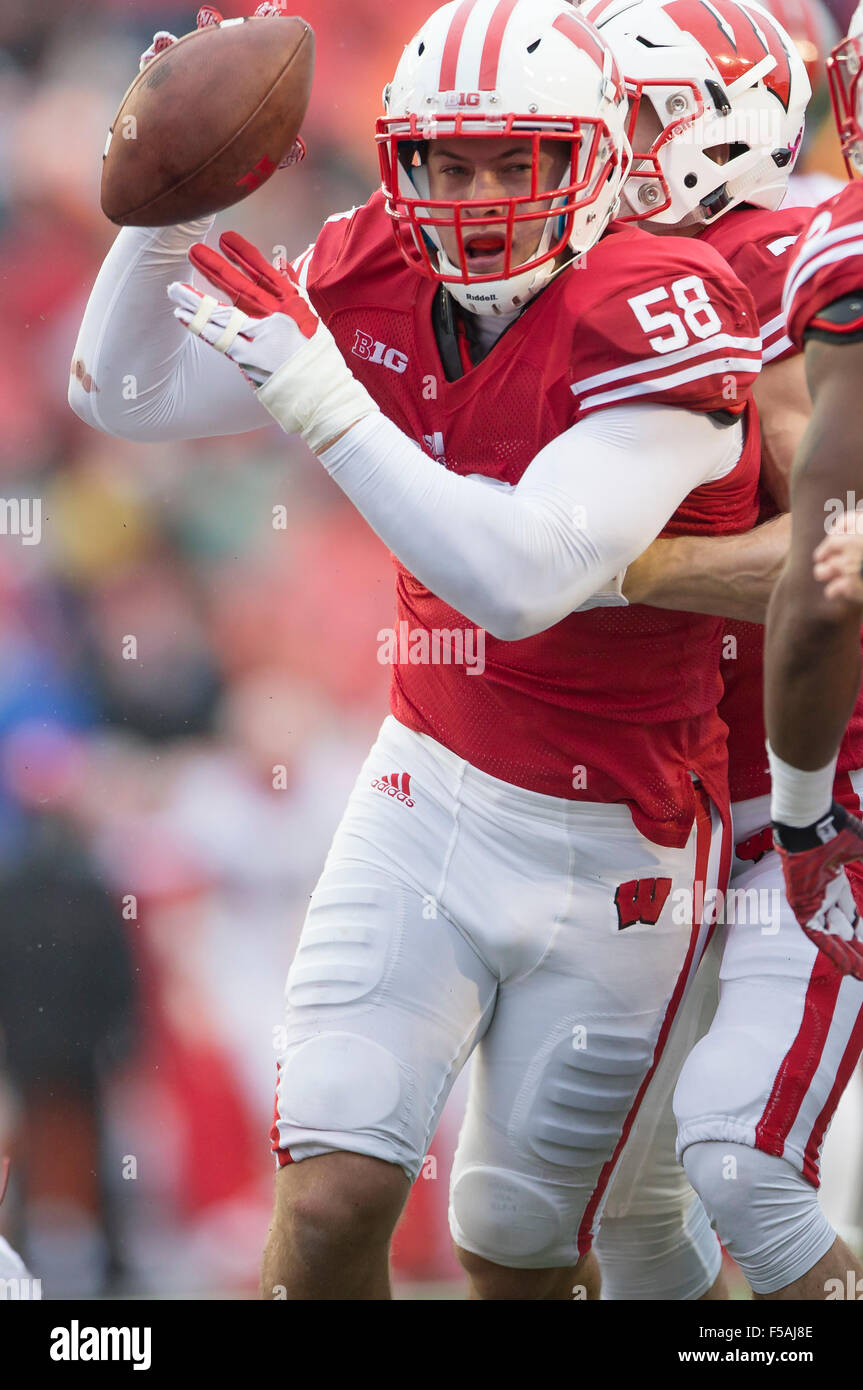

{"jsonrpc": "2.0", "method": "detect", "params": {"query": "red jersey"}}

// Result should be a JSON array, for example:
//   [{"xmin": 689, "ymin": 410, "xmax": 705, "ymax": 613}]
[
  {"xmin": 784, "ymin": 182, "xmax": 863, "ymax": 349},
  {"xmin": 697, "ymin": 198, "xmax": 863, "ymax": 806},
  {"xmin": 699, "ymin": 205, "xmax": 810, "ymax": 803},
  {"xmin": 301, "ymin": 192, "xmax": 761, "ymax": 847}
]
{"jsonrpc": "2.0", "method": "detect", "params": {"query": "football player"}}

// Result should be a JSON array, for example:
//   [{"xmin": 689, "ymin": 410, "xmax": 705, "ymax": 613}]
[
  {"xmin": 70, "ymin": 0, "xmax": 764, "ymax": 1299},
  {"xmin": 585, "ymin": 0, "xmax": 863, "ymax": 1301},
  {"xmin": 764, "ymin": 1, "xmax": 863, "ymax": 988}
]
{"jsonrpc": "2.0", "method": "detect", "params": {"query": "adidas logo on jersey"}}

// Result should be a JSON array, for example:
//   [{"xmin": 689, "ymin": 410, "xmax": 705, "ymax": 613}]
[{"xmin": 371, "ymin": 772, "xmax": 414, "ymax": 807}]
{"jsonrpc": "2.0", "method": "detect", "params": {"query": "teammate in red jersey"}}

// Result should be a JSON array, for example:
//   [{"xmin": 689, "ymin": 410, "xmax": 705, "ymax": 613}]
[
  {"xmin": 70, "ymin": 0, "xmax": 763, "ymax": 1299},
  {"xmin": 765, "ymin": 1, "xmax": 863, "ymax": 983},
  {"xmin": 584, "ymin": 0, "xmax": 863, "ymax": 1301}
]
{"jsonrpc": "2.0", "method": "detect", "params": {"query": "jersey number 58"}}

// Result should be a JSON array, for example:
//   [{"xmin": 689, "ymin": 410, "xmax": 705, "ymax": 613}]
[{"xmin": 627, "ymin": 276, "xmax": 721, "ymax": 354}]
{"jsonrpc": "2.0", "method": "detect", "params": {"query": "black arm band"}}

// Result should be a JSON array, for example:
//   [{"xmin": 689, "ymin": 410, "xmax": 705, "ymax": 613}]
[{"xmin": 803, "ymin": 292, "xmax": 863, "ymax": 345}]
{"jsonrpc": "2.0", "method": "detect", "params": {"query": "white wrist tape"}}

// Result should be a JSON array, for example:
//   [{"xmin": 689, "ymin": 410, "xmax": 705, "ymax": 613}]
[
  {"xmin": 256, "ymin": 325, "xmax": 378, "ymax": 452},
  {"xmin": 767, "ymin": 742, "xmax": 838, "ymax": 827}
]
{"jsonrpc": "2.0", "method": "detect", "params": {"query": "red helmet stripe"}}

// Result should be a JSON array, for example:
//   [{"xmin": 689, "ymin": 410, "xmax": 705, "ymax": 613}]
[
  {"xmin": 440, "ymin": 0, "xmax": 482, "ymax": 91},
  {"xmin": 479, "ymin": 0, "xmax": 522, "ymax": 89},
  {"xmin": 735, "ymin": 2, "xmax": 793, "ymax": 109},
  {"xmin": 553, "ymin": 11, "xmax": 623, "ymax": 96},
  {"xmin": 665, "ymin": 0, "xmax": 792, "ymax": 110}
]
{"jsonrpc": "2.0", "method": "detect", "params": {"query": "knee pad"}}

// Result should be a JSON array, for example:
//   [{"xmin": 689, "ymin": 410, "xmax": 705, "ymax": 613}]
[
  {"xmin": 279, "ymin": 1032, "xmax": 402, "ymax": 1131},
  {"xmin": 595, "ymin": 1197, "xmax": 721, "ymax": 1300},
  {"xmin": 449, "ymin": 1165, "xmax": 573, "ymax": 1268},
  {"xmin": 683, "ymin": 1142, "xmax": 836, "ymax": 1294}
]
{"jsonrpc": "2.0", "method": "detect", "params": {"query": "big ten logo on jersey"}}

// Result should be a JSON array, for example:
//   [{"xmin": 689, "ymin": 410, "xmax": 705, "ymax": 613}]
[
  {"xmin": 628, "ymin": 276, "xmax": 721, "ymax": 354},
  {"xmin": 352, "ymin": 330, "xmax": 409, "ymax": 374}
]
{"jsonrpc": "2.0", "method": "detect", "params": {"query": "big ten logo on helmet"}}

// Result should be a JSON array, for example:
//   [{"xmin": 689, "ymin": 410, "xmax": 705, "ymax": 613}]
[
  {"xmin": 442, "ymin": 91, "xmax": 482, "ymax": 107},
  {"xmin": 352, "ymin": 330, "xmax": 409, "ymax": 374}
]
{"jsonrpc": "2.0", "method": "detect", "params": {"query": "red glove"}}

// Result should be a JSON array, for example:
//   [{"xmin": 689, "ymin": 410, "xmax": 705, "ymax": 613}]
[
  {"xmin": 188, "ymin": 231, "xmax": 318, "ymax": 331},
  {"xmin": 774, "ymin": 802, "xmax": 863, "ymax": 980},
  {"xmin": 170, "ymin": 230, "xmax": 376, "ymax": 444}
]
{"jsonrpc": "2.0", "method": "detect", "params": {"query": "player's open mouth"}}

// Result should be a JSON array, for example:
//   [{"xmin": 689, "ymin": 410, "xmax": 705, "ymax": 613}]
[{"xmin": 464, "ymin": 234, "xmax": 507, "ymax": 272}]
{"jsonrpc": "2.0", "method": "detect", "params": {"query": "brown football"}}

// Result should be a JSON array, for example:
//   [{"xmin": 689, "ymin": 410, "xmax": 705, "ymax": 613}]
[{"xmin": 101, "ymin": 16, "xmax": 314, "ymax": 227}]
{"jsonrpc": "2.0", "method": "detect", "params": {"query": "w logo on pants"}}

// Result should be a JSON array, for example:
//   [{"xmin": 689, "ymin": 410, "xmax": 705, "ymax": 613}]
[{"xmin": 614, "ymin": 877, "xmax": 673, "ymax": 930}]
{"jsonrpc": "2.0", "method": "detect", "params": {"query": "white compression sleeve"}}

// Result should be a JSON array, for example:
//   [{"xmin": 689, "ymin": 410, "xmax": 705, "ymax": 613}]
[
  {"xmin": 68, "ymin": 221, "xmax": 270, "ymax": 441},
  {"xmin": 317, "ymin": 404, "xmax": 743, "ymax": 640}
]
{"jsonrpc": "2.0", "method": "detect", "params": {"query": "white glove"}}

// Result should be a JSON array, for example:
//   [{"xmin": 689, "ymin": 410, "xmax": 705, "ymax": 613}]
[{"xmin": 167, "ymin": 230, "xmax": 377, "ymax": 451}]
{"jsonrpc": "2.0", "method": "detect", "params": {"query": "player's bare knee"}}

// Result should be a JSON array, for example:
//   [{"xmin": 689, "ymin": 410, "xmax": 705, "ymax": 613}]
[
  {"xmin": 274, "ymin": 1151, "xmax": 408, "ymax": 1254},
  {"xmin": 456, "ymin": 1246, "xmax": 576, "ymax": 1300}
]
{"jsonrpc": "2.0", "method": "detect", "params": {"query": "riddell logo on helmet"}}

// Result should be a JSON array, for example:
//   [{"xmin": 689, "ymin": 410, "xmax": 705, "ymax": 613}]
[{"xmin": 465, "ymin": 291, "xmax": 498, "ymax": 301}]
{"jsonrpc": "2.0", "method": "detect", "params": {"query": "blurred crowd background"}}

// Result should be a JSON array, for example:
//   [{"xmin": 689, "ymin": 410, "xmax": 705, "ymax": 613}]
[{"xmin": 0, "ymin": 0, "xmax": 859, "ymax": 1299}]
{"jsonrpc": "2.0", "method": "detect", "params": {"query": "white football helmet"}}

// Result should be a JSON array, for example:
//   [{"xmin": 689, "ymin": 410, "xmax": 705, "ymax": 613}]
[
  {"xmin": 828, "ymin": 1, "xmax": 863, "ymax": 174},
  {"xmin": 581, "ymin": 0, "xmax": 811, "ymax": 226},
  {"xmin": 757, "ymin": 0, "xmax": 838, "ymax": 105},
  {"xmin": 377, "ymin": 0, "xmax": 631, "ymax": 316}
]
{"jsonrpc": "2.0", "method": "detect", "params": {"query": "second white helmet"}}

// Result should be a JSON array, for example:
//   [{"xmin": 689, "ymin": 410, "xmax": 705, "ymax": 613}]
[{"xmin": 582, "ymin": 0, "xmax": 811, "ymax": 226}]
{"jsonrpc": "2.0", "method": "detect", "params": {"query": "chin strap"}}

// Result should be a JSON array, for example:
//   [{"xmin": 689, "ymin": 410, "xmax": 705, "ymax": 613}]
[{"xmin": 442, "ymin": 245, "xmax": 578, "ymax": 318}]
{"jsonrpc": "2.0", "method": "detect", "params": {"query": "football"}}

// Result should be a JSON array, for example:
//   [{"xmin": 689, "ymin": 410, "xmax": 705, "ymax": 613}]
[{"xmin": 101, "ymin": 16, "xmax": 314, "ymax": 227}]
